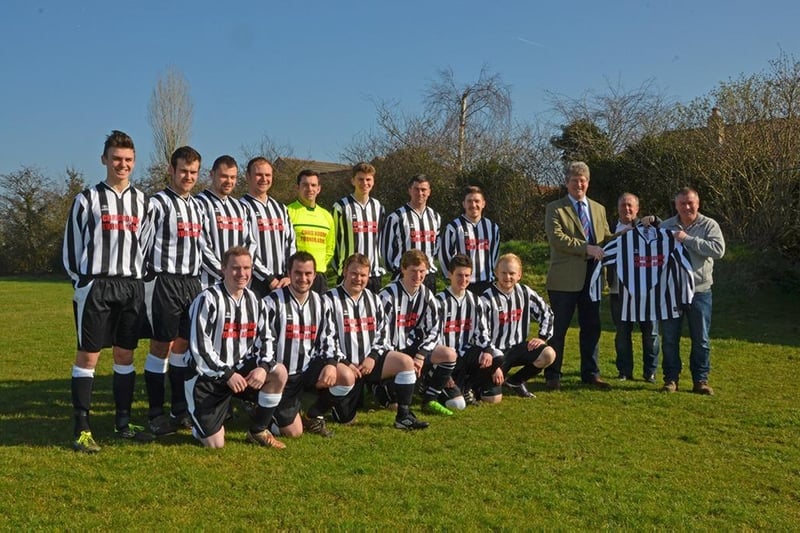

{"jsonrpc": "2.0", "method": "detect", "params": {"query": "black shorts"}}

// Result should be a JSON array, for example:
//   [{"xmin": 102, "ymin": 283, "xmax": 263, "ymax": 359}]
[
  {"xmin": 274, "ymin": 358, "xmax": 325, "ymax": 427},
  {"xmin": 454, "ymin": 346, "xmax": 504, "ymax": 398},
  {"xmin": 329, "ymin": 355, "xmax": 386, "ymax": 423},
  {"xmin": 399, "ymin": 341, "xmax": 433, "ymax": 360},
  {"xmin": 503, "ymin": 342, "xmax": 547, "ymax": 370},
  {"xmin": 72, "ymin": 277, "xmax": 144, "ymax": 352},
  {"xmin": 144, "ymin": 274, "xmax": 201, "ymax": 342},
  {"xmin": 185, "ymin": 357, "xmax": 260, "ymax": 438}
]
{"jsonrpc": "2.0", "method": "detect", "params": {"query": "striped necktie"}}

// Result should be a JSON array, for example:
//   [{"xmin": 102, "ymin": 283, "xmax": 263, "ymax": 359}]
[{"xmin": 577, "ymin": 201, "xmax": 593, "ymax": 244}]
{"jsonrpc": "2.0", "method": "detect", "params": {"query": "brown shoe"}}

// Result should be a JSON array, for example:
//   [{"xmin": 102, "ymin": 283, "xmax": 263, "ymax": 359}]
[
  {"xmin": 662, "ymin": 380, "xmax": 678, "ymax": 393},
  {"xmin": 584, "ymin": 376, "xmax": 611, "ymax": 390},
  {"xmin": 545, "ymin": 379, "xmax": 561, "ymax": 391},
  {"xmin": 692, "ymin": 381, "xmax": 714, "ymax": 395},
  {"xmin": 246, "ymin": 429, "xmax": 286, "ymax": 449},
  {"xmin": 302, "ymin": 415, "xmax": 334, "ymax": 437}
]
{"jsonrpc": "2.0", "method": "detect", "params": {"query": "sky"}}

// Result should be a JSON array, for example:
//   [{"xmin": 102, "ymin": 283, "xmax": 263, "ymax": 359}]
[{"xmin": 1, "ymin": 0, "xmax": 799, "ymax": 181}]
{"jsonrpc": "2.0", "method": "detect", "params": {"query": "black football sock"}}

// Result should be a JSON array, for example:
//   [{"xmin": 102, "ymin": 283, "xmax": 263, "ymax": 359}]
[
  {"xmin": 424, "ymin": 361, "xmax": 456, "ymax": 402},
  {"xmin": 144, "ymin": 370, "xmax": 166, "ymax": 418},
  {"xmin": 71, "ymin": 376, "xmax": 93, "ymax": 436},
  {"xmin": 113, "ymin": 366, "xmax": 135, "ymax": 430}
]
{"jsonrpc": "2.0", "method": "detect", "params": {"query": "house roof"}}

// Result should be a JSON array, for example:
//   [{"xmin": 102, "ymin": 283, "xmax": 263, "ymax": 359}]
[{"xmin": 274, "ymin": 157, "xmax": 350, "ymax": 175}]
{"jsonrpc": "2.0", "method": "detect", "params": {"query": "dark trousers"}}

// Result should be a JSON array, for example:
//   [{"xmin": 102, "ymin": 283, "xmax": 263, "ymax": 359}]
[
  {"xmin": 609, "ymin": 294, "xmax": 659, "ymax": 378},
  {"xmin": 545, "ymin": 263, "xmax": 601, "ymax": 382}
]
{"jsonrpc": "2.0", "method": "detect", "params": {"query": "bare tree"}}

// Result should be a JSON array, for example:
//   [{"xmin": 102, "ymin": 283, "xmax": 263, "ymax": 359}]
[
  {"xmin": 425, "ymin": 66, "xmax": 512, "ymax": 171},
  {"xmin": 547, "ymin": 77, "xmax": 674, "ymax": 155},
  {"xmin": 146, "ymin": 66, "xmax": 193, "ymax": 189}
]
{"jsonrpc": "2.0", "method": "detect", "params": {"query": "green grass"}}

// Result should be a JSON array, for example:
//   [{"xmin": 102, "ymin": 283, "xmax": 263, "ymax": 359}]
[{"xmin": 0, "ymin": 247, "xmax": 798, "ymax": 529}]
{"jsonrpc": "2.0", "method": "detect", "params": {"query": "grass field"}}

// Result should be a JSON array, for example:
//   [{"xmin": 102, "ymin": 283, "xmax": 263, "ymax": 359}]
[{"xmin": 0, "ymin": 244, "xmax": 798, "ymax": 529}]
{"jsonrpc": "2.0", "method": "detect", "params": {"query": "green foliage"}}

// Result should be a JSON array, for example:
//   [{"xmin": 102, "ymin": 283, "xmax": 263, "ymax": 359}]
[
  {"xmin": 1, "ymin": 249, "xmax": 798, "ymax": 529},
  {"xmin": 0, "ymin": 167, "xmax": 84, "ymax": 275}
]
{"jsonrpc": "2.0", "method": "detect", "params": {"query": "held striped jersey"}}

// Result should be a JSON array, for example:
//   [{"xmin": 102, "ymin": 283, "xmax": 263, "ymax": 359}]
[{"xmin": 590, "ymin": 226, "xmax": 695, "ymax": 321}]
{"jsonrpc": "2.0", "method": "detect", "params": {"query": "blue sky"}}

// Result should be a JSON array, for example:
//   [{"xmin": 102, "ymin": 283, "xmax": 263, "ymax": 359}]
[{"xmin": 1, "ymin": 0, "xmax": 799, "ymax": 181}]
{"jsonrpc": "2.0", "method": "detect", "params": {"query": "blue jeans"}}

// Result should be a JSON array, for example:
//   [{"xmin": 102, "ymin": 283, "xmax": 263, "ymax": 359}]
[
  {"xmin": 609, "ymin": 294, "xmax": 659, "ymax": 378},
  {"xmin": 660, "ymin": 291, "xmax": 713, "ymax": 383}
]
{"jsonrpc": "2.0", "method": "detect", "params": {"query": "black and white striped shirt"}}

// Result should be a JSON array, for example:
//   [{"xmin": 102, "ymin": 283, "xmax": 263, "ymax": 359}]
[
  {"xmin": 196, "ymin": 190, "xmax": 256, "ymax": 287},
  {"xmin": 239, "ymin": 194, "xmax": 296, "ymax": 282},
  {"xmin": 332, "ymin": 195, "xmax": 385, "ymax": 276},
  {"xmin": 590, "ymin": 226, "xmax": 695, "ymax": 321},
  {"xmin": 146, "ymin": 188, "xmax": 205, "ymax": 276},
  {"xmin": 382, "ymin": 204, "xmax": 441, "ymax": 274},
  {"xmin": 481, "ymin": 284, "xmax": 554, "ymax": 352},
  {"xmin": 436, "ymin": 288, "xmax": 498, "ymax": 358},
  {"xmin": 63, "ymin": 182, "xmax": 151, "ymax": 285},
  {"xmin": 439, "ymin": 215, "xmax": 500, "ymax": 282},
  {"xmin": 324, "ymin": 286, "xmax": 390, "ymax": 364},
  {"xmin": 188, "ymin": 284, "xmax": 275, "ymax": 381},
  {"xmin": 379, "ymin": 281, "xmax": 440, "ymax": 353},
  {"xmin": 264, "ymin": 287, "xmax": 340, "ymax": 376}
]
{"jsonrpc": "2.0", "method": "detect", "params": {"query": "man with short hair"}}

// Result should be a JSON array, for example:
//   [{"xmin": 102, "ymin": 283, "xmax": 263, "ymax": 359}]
[
  {"xmin": 439, "ymin": 186, "xmax": 500, "ymax": 296},
  {"xmin": 382, "ymin": 175, "xmax": 441, "ymax": 291},
  {"xmin": 265, "ymin": 251, "xmax": 354, "ymax": 438},
  {"xmin": 64, "ymin": 130, "xmax": 153, "ymax": 452},
  {"xmin": 239, "ymin": 157, "xmax": 296, "ymax": 298},
  {"xmin": 287, "ymin": 170, "xmax": 335, "ymax": 293},
  {"xmin": 660, "ymin": 187, "xmax": 725, "ymax": 395},
  {"xmin": 608, "ymin": 193, "xmax": 660, "ymax": 383},
  {"xmin": 142, "ymin": 146, "xmax": 206, "ymax": 435},
  {"xmin": 332, "ymin": 162, "xmax": 386, "ymax": 292},
  {"xmin": 185, "ymin": 246, "xmax": 287, "ymax": 449},
  {"xmin": 379, "ymin": 249, "xmax": 459, "ymax": 417},
  {"xmin": 544, "ymin": 161, "xmax": 614, "ymax": 391},
  {"xmin": 324, "ymin": 253, "xmax": 428, "ymax": 430},
  {"xmin": 482, "ymin": 254, "xmax": 556, "ymax": 398},
  {"xmin": 196, "ymin": 155, "xmax": 256, "ymax": 289},
  {"xmin": 437, "ymin": 254, "xmax": 503, "ymax": 405}
]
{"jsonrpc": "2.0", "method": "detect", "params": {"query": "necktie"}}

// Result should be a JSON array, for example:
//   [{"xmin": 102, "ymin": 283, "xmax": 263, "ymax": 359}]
[{"xmin": 577, "ymin": 201, "xmax": 593, "ymax": 244}]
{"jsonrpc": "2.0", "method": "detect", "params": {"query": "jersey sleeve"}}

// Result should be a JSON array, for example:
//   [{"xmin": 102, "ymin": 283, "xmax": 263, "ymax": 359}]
[
  {"xmin": 438, "ymin": 221, "xmax": 458, "ymax": 279},
  {"xmin": 62, "ymin": 193, "xmax": 87, "ymax": 286},
  {"xmin": 381, "ymin": 211, "xmax": 402, "ymax": 274},
  {"xmin": 526, "ymin": 287, "xmax": 554, "ymax": 341}
]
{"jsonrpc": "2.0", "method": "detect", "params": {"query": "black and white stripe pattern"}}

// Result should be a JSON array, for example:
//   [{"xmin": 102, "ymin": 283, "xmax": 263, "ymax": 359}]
[
  {"xmin": 481, "ymin": 284, "xmax": 554, "ymax": 352},
  {"xmin": 324, "ymin": 286, "xmax": 389, "ymax": 364},
  {"xmin": 239, "ymin": 194, "xmax": 296, "ymax": 281},
  {"xmin": 436, "ymin": 288, "xmax": 497, "ymax": 358},
  {"xmin": 332, "ymin": 195, "xmax": 385, "ymax": 276},
  {"xmin": 382, "ymin": 204, "xmax": 441, "ymax": 274},
  {"xmin": 264, "ymin": 287, "xmax": 340, "ymax": 375},
  {"xmin": 63, "ymin": 182, "xmax": 150, "ymax": 284},
  {"xmin": 438, "ymin": 215, "xmax": 500, "ymax": 282},
  {"xmin": 379, "ymin": 281, "xmax": 440, "ymax": 353},
  {"xmin": 195, "ymin": 190, "xmax": 256, "ymax": 287},
  {"xmin": 146, "ymin": 188, "xmax": 205, "ymax": 276},
  {"xmin": 187, "ymin": 284, "xmax": 274, "ymax": 379},
  {"xmin": 590, "ymin": 226, "xmax": 695, "ymax": 321}
]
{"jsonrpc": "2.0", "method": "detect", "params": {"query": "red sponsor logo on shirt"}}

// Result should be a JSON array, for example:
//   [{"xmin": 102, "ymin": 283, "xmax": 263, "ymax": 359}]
[
  {"xmin": 465, "ymin": 238, "xmax": 490, "ymax": 251},
  {"xmin": 216, "ymin": 215, "xmax": 244, "ymax": 231},
  {"xmin": 285, "ymin": 324, "xmax": 317, "ymax": 340},
  {"xmin": 397, "ymin": 312, "xmax": 419, "ymax": 328},
  {"xmin": 177, "ymin": 221, "xmax": 202, "ymax": 238},
  {"xmin": 343, "ymin": 317, "xmax": 376, "ymax": 333},
  {"xmin": 101, "ymin": 214, "xmax": 139, "ymax": 232},
  {"xmin": 410, "ymin": 230, "xmax": 437, "ymax": 243},
  {"xmin": 634, "ymin": 254, "xmax": 665, "ymax": 268},
  {"xmin": 352, "ymin": 220, "xmax": 378, "ymax": 234},
  {"xmin": 257, "ymin": 217, "xmax": 285, "ymax": 232},
  {"xmin": 222, "ymin": 321, "xmax": 257, "ymax": 339},
  {"xmin": 443, "ymin": 318, "xmax": 472, "ymax": 334},
  {"xmin": 498, "ymin": 309, "xmax": 523, "ymax": 325}
]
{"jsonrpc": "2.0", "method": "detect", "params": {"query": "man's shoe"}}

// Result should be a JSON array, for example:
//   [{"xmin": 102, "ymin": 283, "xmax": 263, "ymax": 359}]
[
  {"xmin": 246, "ymin": 429, "xmax": 286, "ymax": 449},
  {"xmin": 303, "ymin": 415, "xmax": 334, "ymax": 437},
  {"xmin": 643, "ymin": 374, "xmax": 656, "ymax": 384},
  {"xmin": 422, "ymin": 400, "xmax": 454, "ymax": 416},
  {"xmin": 584, "ymin": 376, "xmax": 611, "ymax": 390},
  {"xmin": 545, "ymin": 379, "xmax": 561, "ymax": 391},
  {"xmin": 662, "ymin": 380, "xmax": 678, "ymax": 393},
  {"xmin": 692, "ymin": 381, "xmax": 714, "ymax": 395},
  {"xmin": 149, "ymin": 413, "xmax": 178, "ymax": 436},
  {"xmin": 617, "ymin": 373, "xmax": 628, "ymax": 381},
  {"xmin": 115, "ymin": 424, "xmax": 156, "ymax": 442},
  {"xmin": 503, "ymin": 380, "xmax": 535, "ymax": 398},
  {"xmin": 73, "ymin": 430, "xmax": 101, "ymax": 453},
  {"xmin": 394, "ymin": 411, "xmax": 429, "ymax": 430},
  {"xmin": 463, "ymin": 389, "xmax": 481, "ymax": 406},
  {"xmin": 170, "ymin": 412, "xmax": 193, "ymax": 430}
]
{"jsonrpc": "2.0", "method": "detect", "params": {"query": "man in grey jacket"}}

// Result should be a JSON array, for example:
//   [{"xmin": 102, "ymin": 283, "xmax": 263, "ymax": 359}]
[{"xmin": 660, "ymin": 187, "xmax": 725, "ymax": 395}]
